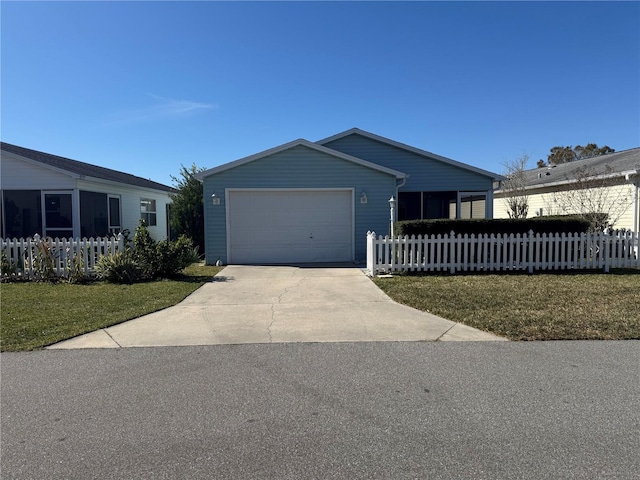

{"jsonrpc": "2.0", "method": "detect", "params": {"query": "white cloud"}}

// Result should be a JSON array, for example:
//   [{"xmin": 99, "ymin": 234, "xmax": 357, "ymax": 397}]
[{"xmin": 106, "ymin": 94, "xmax": 217, "ymax": 125}]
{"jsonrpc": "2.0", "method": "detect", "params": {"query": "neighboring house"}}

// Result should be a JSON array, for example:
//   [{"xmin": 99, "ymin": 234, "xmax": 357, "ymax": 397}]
[
  {"xmin": 196, "ymin": 128, "xmax": 502, "ymax": 265},
  {"xmin": 1, "ymin": 142, "xmax": 173, "ymax": 240},
  {"xmin": 493, "ymin": 147, "xmax": 640, "ymax": 232}
]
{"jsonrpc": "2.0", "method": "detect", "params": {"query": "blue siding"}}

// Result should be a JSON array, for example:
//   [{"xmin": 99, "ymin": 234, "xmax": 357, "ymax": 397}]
[
  {"xmin": 202, "ymin": 145, "xmax": 396, "ymax": 265},
  {"xmin": 323, "ymin": 134, "xmax": 493, "ymax": 192}
]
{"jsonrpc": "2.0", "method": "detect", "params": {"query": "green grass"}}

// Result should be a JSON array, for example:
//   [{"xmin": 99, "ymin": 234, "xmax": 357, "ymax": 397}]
[
  {"xmin": 374, "ymin": 270, "xmax": 640, "ymax": 341},
  {"xmin": 0, "ymin": 263, "xmax": 222, "ymax": 352}
]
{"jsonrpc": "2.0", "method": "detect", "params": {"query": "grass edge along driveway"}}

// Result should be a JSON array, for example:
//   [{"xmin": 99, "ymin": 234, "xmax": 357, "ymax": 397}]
[
  {"xmin": 373, "ymin": 270, "xmax": 640, "ymax": 341},
  {"xmin": 1, "ymin": 264, "xmax": 222, "ymax": 352}
]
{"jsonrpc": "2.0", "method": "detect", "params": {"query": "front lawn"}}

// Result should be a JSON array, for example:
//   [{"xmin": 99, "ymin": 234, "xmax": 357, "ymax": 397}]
[
  {"xmin": 0, "ymin": 263, "xmax": 222, "ymax": 352},
  {"xmin": 374, "ymin": 270, "xmax": 640, "ymax": 340}
]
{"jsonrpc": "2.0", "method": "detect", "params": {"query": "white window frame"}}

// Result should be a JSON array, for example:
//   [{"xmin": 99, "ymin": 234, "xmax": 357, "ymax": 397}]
[
  {"xmin": 140, "ymin": 198, "xmax": 157, "ymax": 226},
  {"xmin": 108, "ymin": 195, "xmax": 122, "ymax": 234}
]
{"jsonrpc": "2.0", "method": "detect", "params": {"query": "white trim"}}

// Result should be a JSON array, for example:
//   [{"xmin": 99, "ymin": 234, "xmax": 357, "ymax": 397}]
[
  {"xmin": 225, "ymin": 188, "xmax": 355, "ymax": 264},
  {"xmin": 317, "ymin": 128, "xmax": 504, "ymax": 181},
  {"xmin": 108, "ymin": 194, "xmax": 122, "ymax": 233},
  {"xmin": 196, "ymin": 139, "xmax": 407, "ymax": 181}
]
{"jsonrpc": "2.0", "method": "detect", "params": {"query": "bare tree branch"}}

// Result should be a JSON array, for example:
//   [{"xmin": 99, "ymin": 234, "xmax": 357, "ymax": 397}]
[
  {"xmin": 545, "ymin": 165, "xmax": 633, "ymax": 231},
  {"xmin": 501, "ymin": 154, "xmax": 530, "ymax": 219}
]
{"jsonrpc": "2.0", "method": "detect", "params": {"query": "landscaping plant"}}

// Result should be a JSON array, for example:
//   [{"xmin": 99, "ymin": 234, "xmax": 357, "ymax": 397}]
[{"xmin": 93, "ymin": 220, "xmax": 200, "ymax": 283}]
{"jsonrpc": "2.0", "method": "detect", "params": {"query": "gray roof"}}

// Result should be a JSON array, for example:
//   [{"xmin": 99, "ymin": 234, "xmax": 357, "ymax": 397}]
[
  {"xmin": 1, "ymin": 142, "xmax": 173, "ymax": 192},
  {"xmin": 522, "ymin": 147, "xmax": 640, "ymax": 188}
]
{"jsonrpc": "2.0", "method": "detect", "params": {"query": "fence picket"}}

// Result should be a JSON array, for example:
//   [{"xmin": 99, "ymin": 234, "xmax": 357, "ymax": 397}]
[
  {"xmin": 1, "ymin": 235, "xmax": 122, "ymax": 280},
  {"xmin": 366, "ymin": 230, "xmax": 639, "ymax": 276}
]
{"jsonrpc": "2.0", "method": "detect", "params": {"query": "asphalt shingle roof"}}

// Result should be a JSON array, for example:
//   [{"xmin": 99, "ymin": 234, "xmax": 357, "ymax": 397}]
[
  {"xmin": 523, "ymin": 147, "xmax": 640, "ymax": 188},
  {"xmin": 1, "ymin": 142, "xmax": 173, "ymax": 192}
]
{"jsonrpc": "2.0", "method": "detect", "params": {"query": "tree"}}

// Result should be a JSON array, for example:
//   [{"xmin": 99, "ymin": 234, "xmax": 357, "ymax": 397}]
[
  {"xmin": 501, "ymin": 154, "xmax": 530, "ymax": 219},
  {"xmin": 169, "ymin": 164, "xmax": 205, "ymax": 255},
  {"xmin": 537, "ymin": 143, "xmax": 615, "ymax": 167},
  {"xmin": 545, "ymin": 165, "xmax": 633, "ymax": 231}
]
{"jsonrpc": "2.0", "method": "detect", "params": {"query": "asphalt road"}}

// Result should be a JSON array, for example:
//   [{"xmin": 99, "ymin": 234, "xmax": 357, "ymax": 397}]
[{"xmin": 2, "ymin": 341, "xmax": 639, "ymax": 479}]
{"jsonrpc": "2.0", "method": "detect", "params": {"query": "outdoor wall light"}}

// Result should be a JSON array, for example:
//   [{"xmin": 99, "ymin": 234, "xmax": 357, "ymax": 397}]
[
  {"xmin": 360, "ymin": 190, "xmax": 368, "ymax": 204},
  {"xmin": 211, "ymin": 193, "xmax": 221, "ymax": 205}
]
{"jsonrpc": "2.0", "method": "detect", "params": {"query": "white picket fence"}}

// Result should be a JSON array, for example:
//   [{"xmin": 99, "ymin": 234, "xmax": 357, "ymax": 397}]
[
  {"xmin": 366, "ymin": 230, "xmax": 640, "ymax": 275},
  {"xmin": 1, "ymin": 233, "xmax": 125, "ymax": 279}
]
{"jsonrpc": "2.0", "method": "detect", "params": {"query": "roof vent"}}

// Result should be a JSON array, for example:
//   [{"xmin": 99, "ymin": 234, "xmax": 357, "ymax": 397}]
[
  {"xmin": 545, "ymin": 171, "xmax": 551, "ymax": 176},
  {"xmin": 538, "ymin": 173, "xmax": 542, "ymax": 179}
]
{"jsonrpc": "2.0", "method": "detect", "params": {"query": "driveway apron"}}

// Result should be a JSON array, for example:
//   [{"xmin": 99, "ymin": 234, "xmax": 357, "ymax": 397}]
[{"xmin": 48, "ymin": 266, "xmax": 505, "ymax": 349}]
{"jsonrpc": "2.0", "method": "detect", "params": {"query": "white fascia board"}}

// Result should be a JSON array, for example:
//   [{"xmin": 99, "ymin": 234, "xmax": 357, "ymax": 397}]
[
  {"xmin": 316, "ymin": 128, "xmax": 505, "ymax": 181},
  {"xmin": 195, "ymin": 138, "xmax": 407, "ymax": 181}
]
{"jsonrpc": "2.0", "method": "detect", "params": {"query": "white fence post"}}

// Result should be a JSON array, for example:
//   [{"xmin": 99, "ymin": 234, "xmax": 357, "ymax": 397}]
[{"xmin": 366, "ymin": 231, "xmax": 376, "ymax": 276}]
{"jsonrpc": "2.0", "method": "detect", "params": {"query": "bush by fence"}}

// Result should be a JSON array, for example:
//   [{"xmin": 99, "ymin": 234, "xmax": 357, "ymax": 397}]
[{"xmin": 395, "ymin": 216, "xmax": 594, "ymax": 237}]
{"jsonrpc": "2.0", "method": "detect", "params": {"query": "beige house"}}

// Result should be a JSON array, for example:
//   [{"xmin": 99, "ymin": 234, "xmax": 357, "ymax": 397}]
[{"xmin": 494, "ymin": 147, "xmax": 640, "ymax": 232}]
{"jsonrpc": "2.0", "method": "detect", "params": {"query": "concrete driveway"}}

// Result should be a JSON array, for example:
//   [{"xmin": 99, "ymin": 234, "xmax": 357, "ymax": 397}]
[{"xmin": 48, "ymin": 266, "xmax": 505, "ymax": 349}]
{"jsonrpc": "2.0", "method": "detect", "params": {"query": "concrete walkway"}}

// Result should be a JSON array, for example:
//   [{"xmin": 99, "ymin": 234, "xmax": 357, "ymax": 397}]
[{"xmin": 48, "ymin": 266, "xmax": 505, "ymax": 349}]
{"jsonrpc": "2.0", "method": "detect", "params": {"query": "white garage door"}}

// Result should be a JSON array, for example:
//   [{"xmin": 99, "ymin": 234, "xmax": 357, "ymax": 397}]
[{"xmin": 227, "ymin": 189, "xmax": 353, "ymax": 264}]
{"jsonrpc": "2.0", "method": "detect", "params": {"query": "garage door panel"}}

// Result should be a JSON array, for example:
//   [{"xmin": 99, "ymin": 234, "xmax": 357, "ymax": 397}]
[{"xmin": 228, "ymin": 190, "xmax": 353, "ymax": 264}]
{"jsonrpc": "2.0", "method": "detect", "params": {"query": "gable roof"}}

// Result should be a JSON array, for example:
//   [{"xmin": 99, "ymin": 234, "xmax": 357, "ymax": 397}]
[
  {"xmin": 1, "ymin": 142, "xmax": 173, "ymax": 192},
  {"xmin": 519, "ymin": 147, "xmax": 640, "ymax": 190},
  {"xmin": 195, "ymin": 138, "xmax": 407, "ymax": 180},
  {"xmin": 316, "ymin": 128, "xmax": 504, "ymax": 181}
]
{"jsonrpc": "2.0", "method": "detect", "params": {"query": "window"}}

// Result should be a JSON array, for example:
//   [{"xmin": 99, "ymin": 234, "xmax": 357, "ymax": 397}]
[
  {"xmin": 398, "ymin": 191, "xmax": 457, "ymax": 221},
  {"xmin": 140, "ymin": 198, "xmax": 157, "ymax": 226}
]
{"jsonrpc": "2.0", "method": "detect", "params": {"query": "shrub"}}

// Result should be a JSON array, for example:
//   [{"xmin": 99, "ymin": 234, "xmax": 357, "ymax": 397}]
[
  {"xmin": 65, "ymin": 248, "xmax": 88, "ymax": 284},
  {"xmin": 395, "ymin": 216, "xmax": 592, "ymax": 237},
  {"xmin": 31, "ymin": 238, "xmax": 58, "ymax": 282},
  {"xmin": 1, "ymin": 249, "xmax": 17, "ymax": 275},
  {"xmin": 154, "ymin": 236, "xmax": 199, "ymax": 278},
  {"xmin": 94, "ymin": 251, "xmax": 142, "ymax": 284},
  {"xmin": 131, "ymin": 220, "xmax": 199, "ymax": 280},
  {"xmin": 133, "ymin": 220, "xmax": 159, "ymax": 279}
]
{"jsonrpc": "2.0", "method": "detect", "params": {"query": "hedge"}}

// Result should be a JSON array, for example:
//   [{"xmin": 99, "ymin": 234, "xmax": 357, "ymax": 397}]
[{"xmin": 394, "ymin": 216, "xmax": 593, "ymax": 237}]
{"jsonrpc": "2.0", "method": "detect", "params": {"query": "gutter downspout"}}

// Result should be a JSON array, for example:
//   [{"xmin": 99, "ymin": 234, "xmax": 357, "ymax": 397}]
[{"xmin": 394, "ymin": 176, "xmax": 407, "ymax": 223}]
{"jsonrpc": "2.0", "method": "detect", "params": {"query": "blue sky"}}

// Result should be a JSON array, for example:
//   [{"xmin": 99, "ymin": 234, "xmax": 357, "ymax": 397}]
[{"xmin": 2, "ymin": 1, "xmax": 638, "ymax": 186}]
